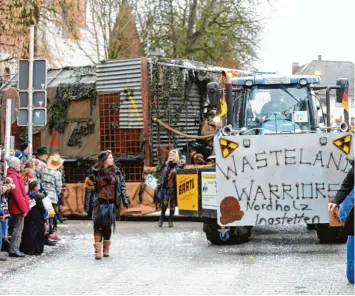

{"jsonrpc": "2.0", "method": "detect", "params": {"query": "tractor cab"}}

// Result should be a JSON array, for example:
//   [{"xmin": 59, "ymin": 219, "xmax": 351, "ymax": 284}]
[{"xmin": 230, "ymin": 75, "xmax": 322, "ymax": 135}]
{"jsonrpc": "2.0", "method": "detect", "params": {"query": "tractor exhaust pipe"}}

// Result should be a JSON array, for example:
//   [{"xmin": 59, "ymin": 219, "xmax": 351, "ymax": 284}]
[
  {"xmin": 222, "ymin": 71, "xmax": 234, "ymax": 126},
  {"xmin": 325, "ymin": 86, "xmax": 340, "ymax": 129}
]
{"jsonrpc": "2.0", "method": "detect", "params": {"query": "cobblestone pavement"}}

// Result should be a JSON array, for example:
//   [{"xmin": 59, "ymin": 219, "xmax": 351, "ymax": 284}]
[{"xmin": 0, "ymin": 220, "xmax": 353, "ymax": 295}]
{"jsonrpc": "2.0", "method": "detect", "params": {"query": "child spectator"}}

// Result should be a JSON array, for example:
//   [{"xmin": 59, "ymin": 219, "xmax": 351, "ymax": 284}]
[
  {"xmin": 22, "ymin": 168, "xmax": 34, "ymax": 192},
  {"xmin": 21, "ymin": 180, "xmax": 48, "ymax": 256}
]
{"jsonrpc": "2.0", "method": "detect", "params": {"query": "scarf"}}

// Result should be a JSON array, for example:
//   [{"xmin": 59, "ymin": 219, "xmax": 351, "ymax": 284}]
[{"xmin": 101, "ymin": 167, "xmax": 115, "ymax": 183}]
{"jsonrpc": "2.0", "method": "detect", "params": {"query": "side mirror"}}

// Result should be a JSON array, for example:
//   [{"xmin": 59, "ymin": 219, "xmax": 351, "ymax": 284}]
[
  {"xmin": 207, "ymin": 82, "xmax": 221, "ymax": 109},
  {"xmin": 336, "ymin": 78, "xmax": 349, "ymax": 104}
]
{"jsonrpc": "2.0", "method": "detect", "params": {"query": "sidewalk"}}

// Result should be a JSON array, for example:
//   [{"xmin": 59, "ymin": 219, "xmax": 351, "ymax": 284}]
[{"xmin": 0, "ymin": 224, "xmax": 75, "ymax": 279}]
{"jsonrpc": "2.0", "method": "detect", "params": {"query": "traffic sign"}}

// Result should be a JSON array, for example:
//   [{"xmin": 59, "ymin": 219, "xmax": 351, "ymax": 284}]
[
  {"xmin": 18, "ymin": 109, "xmax": 47, "ymax": 126},
  {"xmin": 19, "ymin": 90, "xmax": 47, "ymax": 108},
  {"xmin": 17, "ymin": 58, "xmax": 47, "ymax": 127},
  {"xmin": 18, "ymin": 60, "xmax": 29, "ymax": 90},
  {"xmin": 33, "ymin": 60, "xmax": 46, "ymax": 90},
  {"xmin": 18, "ymin": 59, "xmax": 47, "ymax": 90}
]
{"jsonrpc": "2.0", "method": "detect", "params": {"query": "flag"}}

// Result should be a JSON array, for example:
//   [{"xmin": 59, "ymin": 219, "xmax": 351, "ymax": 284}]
[
  {"xmin": 342, "ymin": 89, "xmax": 349, "ymax": 112},
  {"xmin": 216, "ymin": 97, "xmax": 228, "ymax": 118}
]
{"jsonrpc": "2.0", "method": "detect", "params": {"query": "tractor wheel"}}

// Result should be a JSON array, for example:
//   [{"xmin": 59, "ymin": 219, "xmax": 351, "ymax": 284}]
[
  {"xmin": 203, "ymin": 220, "xmax": 251, "ymax": 245},
  {"xmin": 316, "ymin": 224, "xmax": 347, "ymax": 243}
]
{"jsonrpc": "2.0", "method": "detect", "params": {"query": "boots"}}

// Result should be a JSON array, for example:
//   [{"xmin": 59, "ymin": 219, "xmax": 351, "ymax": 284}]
[
  {"xmin": 159, "ymin": 205, "xmax": 167, "ymax": 227},
  {"xmin": 103, "ymin": 240, "xmax": 111, "ymax": 257},
  {"xmin": 94, "ymin": 232, "xmax": 102, "ymax": 260},
  {"xmin": 169, "ymin": 209, "xmax": 175, "ymax": 228},
  {"xmin": 94, "ymin": 242, "xmax": 102, "ymax": 260},
  {"xmin": 168, "ymin": 216, "xmax": 174, "ymax": 228},
  {"xmin": 158, "ymin": 216, "xmax": 164, "ymax": 227}
]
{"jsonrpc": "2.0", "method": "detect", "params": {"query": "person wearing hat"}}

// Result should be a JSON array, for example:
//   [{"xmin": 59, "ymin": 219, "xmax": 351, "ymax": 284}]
[
  {"xmin": 40, "ymin": 153, "xmax": 64, "ymax": 242},
  {"xmin": 34, "ymin": 146, "xmax": 50, "ymax": 205},
  {"xmin": 6, "ymin": 156, "xmax": 30, "ymax": 257},
  {"xmin": 35, "ymin": 146, "xmax": 49, "ymax": 169}
]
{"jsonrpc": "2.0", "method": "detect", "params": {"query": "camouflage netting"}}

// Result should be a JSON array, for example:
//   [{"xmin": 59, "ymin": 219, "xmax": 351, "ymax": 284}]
[{"xmin": 40, "ymin": 83, "xmax": 100, "ymax": 158}]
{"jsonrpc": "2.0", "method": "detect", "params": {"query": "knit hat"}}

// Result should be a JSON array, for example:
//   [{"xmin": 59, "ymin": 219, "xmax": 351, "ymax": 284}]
[
  {"xmin": 20, "ymin": 142, "xmax": 29, "ymax": 151},
  {"xmin": 35, "ymin": 146, "xmax": 48, "ymax": 156},
  {"xmin": 14, "ymin": 150, "xmax": 24, "ymax": 159},
  {"xmin": 5, "ymin": 156, "xmax": 21, "ymax": 169}
]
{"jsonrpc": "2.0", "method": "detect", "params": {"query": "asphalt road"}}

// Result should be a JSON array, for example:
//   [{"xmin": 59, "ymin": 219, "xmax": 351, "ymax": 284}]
[{"xmin": 0, "ymin": 220, "xmax": 353, "ymax": 295}]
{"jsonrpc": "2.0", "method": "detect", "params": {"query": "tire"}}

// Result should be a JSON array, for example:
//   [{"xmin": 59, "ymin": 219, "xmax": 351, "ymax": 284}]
[
  {"xmin": 316, "ymin": 224, "xmax": 348, "ymax": 243},
  {"xmin": 203, "ymin": 220, "xmax": 251, "ymax": 245}
]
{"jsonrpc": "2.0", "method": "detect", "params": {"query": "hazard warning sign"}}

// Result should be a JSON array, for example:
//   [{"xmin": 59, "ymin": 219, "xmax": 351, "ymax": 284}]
[
  {"xmin": 219, "ymin": 138, "xmax": 239, "ymax": 158},
  {"xmin": 333, "ymin": 134, "xmax": 352, "ymax": 155}
]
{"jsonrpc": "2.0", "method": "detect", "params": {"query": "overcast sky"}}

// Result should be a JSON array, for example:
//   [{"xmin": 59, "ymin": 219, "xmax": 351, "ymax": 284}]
[
  {"xmin": 65, "ymin": 0, "xmax": 355, "ymax": 75},
  {"xmin": 255, "ymin": 0, "xmax": 355, "ymax": 74}
]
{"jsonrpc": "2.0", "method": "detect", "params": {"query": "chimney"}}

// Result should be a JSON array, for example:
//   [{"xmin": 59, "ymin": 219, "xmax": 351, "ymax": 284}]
[
  {"xmin": 292, "ymin": 62, "xmax": 299, "ymax": 74},
  {"xmin": 318, "ymin": 55, "xmax": 322, "ymax": 61}
]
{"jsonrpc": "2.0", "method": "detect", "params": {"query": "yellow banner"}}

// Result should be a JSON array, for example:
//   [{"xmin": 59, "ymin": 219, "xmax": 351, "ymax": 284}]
[{"xmin": 177, "ymin": 174, "xmax": 199, "ymax": 211}]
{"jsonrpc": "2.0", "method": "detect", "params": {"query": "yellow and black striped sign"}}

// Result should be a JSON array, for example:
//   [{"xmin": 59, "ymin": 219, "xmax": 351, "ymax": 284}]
[
  {"xmin": 333, "ymin": 134, "xmax": 352, "ymax": 155},
  {"xmin": 219, "ymin": 138, "xmax": 239, "ymax": 158}
]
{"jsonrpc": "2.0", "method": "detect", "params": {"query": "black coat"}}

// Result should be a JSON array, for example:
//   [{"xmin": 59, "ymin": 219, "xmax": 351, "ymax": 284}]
[
  {"xmin": 21, "ymin": 191, "xmax": 47, "ymax": 255},
  {"xmin": 333, "ymin": 161, "xmax": 354, "ymax": 205},
  {"xmin": 84, "ymin": 166, "xmax": 130, "ymax": 213}
]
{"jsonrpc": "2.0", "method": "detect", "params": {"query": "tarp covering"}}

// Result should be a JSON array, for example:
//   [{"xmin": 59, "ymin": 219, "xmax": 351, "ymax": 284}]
[
  {"xmin": 62, "ymin": 183, "xmax": 86, "ymax": 215},
  {"xmin": 62, "ymin": 182, "xmax": 157, "ymax": 216}
]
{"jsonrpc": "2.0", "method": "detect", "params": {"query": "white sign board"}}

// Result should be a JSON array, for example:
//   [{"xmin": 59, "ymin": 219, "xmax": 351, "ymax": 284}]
[
  {"xmin": 293, "ymin": 111, "xmax": 308, "ymax": 123},
  {"xmin": 201, "ymin": 172, "xmax": 217, "ymax": 210},
  {"xmin": 215, "ymin": 132, "xmax": 354, "ymax": 227}
]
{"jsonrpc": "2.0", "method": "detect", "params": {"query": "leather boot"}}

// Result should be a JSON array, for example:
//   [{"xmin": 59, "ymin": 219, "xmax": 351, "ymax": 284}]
[
  {"xmin": 169, "ymin": 209, "xmax": 175, "ymax": 228},
  {"xmin": 94, "ymin": 242, "xmax": 102, "ymax": 260},
  {"xmin": 103, "ymin": 240, "xmax": 111, "ymax": 257},
  {"xmin": 168, "ymin": 216, "xmax": 174, "ymax": 228},
  {"xmin": 94, "ymin": 232, "xmax": 102, "ymax": 260},
  {"xmin": 158, "ymin": 215, "xmax": 164, "ymax": 227},
  {"xmin": 159, "ymin": 204, "xmax": 167, "ymax": 227}
]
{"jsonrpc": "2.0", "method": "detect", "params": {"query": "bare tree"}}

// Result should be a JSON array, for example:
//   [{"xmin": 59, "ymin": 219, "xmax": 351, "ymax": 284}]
[{"xmin": 0, "ymin": 0, "xmax": 86, "ymax": 70}]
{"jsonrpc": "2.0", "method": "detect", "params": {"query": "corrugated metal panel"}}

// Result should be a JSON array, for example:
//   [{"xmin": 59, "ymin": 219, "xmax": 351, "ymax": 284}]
[
  {"xmin": 151, "ymin": 83, "xmax": 202, "ymax": 164},
  {"xmin": 96, "ymin": 58, "xmax": 143, "ymax": 128}
]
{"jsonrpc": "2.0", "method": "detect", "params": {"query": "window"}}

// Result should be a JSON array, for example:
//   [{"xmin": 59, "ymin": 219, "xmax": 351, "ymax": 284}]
[{"xmin": 245, "ymin": 85, "xmax": 311, "ymax": 133}]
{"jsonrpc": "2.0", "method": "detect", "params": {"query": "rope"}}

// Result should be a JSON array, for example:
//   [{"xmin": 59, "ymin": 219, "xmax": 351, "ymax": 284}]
[{"xmin": 153, "ymin": 118, "xmax": 215, "ymax": 139}]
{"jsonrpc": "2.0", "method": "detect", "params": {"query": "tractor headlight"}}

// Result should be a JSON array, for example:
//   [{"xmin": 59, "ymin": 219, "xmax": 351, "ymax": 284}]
[
  {"xmin": 245, "ymin": 80, "xmax": 253, "ymax": 87},
  {"xmin": 299, "ymin": 78, "xmax": 308, "ymax": 86}
]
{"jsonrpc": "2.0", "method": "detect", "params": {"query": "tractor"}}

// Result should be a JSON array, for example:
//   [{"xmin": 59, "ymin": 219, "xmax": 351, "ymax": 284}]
[{"xmin": 175, "ymin": 72, "xmax": 353, "ymax": 245}]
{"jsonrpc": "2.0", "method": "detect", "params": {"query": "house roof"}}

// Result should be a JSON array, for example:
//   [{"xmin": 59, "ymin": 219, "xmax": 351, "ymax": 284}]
[{"xmin": 295, "ymin": 60, "xmax": 354, "ymax": 96}]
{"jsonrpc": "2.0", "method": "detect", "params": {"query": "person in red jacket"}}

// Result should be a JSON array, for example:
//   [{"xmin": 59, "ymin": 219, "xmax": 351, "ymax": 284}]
[{"xmin": 6, "ymin": 156, "xmax": 30, "ymax": 257}]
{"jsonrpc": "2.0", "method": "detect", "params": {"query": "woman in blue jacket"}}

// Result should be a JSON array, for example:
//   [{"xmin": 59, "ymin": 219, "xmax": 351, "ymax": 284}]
[{"xmin": 338, "ymin": 188, "xmax": 354, "ymax": 284}]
